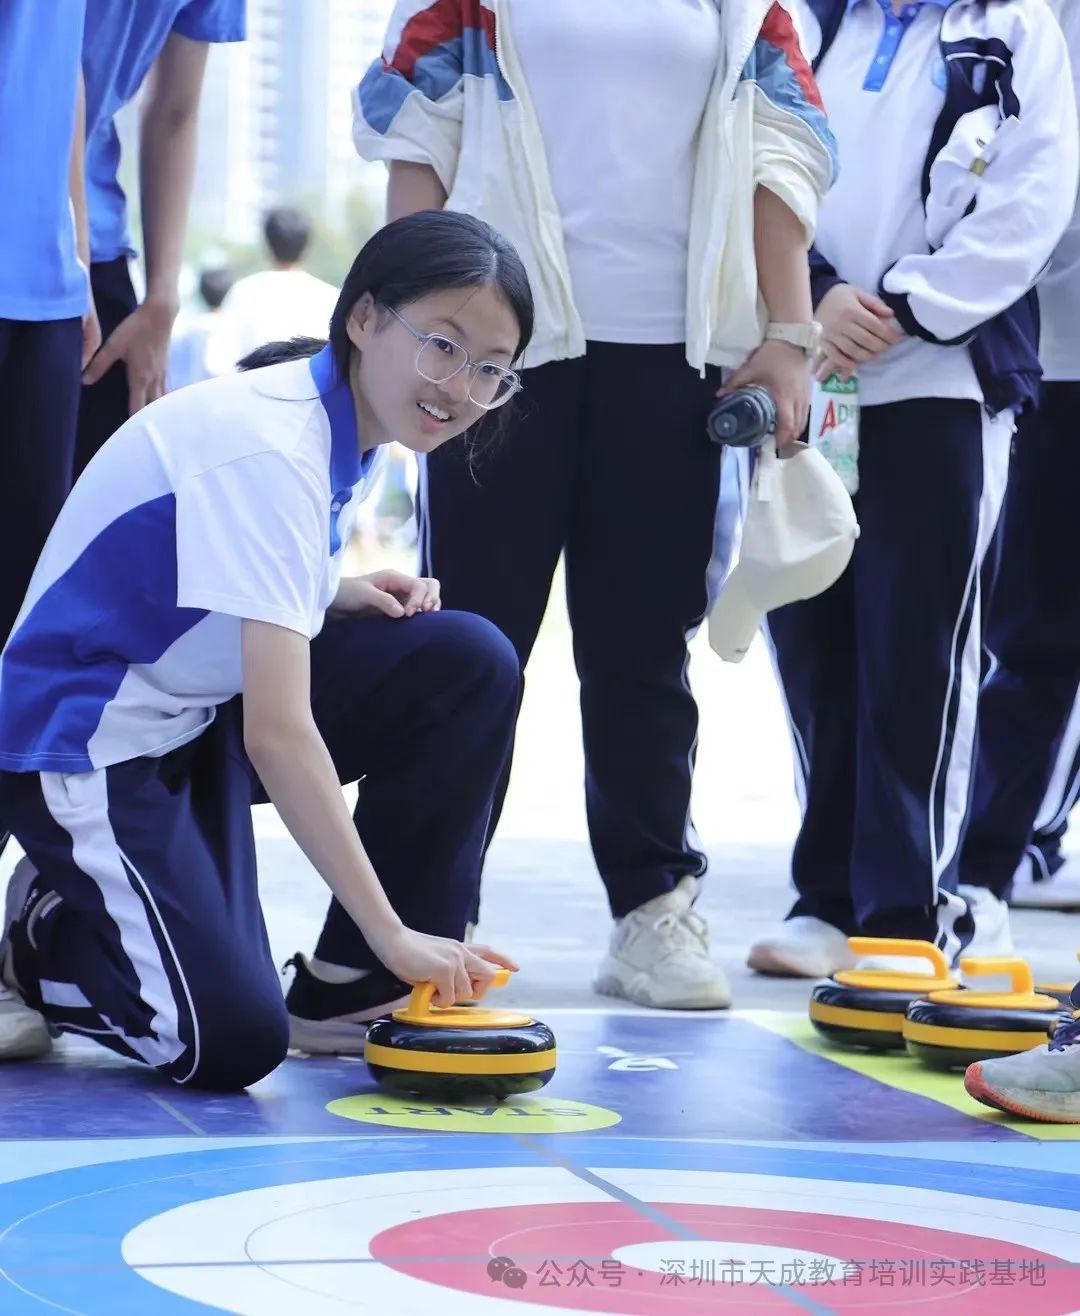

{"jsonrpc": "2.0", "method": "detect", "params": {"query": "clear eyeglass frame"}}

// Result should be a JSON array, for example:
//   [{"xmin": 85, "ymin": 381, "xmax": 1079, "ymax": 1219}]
[{"xmin": 384, "ymin": 305, "xmax": 522, "ymax": 410}]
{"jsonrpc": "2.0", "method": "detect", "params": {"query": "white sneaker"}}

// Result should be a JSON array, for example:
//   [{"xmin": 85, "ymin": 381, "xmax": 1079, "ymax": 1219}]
[
  {"xmin": 965, "ymin": 1017, "xmax": 1080, "ymax": 1122},
  {"xmin": 0, "ymin": 982, "xmax": 50, "ymax": 1061},
  {"xmin": 959, "ymin": 884, "xmax": 1014, "ymax": 958},
  {"xmin": 0, "ymin": 857, "xmax": 51, "ymax": 1061},
  {"xmin": 1010, "ymin": 856, "xmax": 1080, "ymax": 910},
  {"xmin": 855, "ymin": 954, "xmax": 946, "ymax": 975},
  {"xmin": 594, "ymin": 877, "xmax": 731, "ymax": 1010},
  {"xmin": 747, "ymin": 916, "xmax": 856, "ymax": 979},
  {"xmin": 854, "ymin": 889, "xmax": 1013, "ymax": 977}
]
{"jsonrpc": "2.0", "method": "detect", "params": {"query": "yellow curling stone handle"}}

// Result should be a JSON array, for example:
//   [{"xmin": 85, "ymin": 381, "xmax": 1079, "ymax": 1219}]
[
  {"xmin": 835, "ymin": 938, "xmax": 957, "ymax": 992},
  {"xmin": 929, "ymin": 956, "xmax": 1059, "ymax": 1010},
  {"xmin": 392, "ymin": 967, "xmax": 534, "ymax": 1029}
]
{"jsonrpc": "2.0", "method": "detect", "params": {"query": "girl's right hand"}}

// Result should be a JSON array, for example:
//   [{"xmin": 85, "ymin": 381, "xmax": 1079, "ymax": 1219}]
[
  {"xmin": 370, "ymin": 924, "xmax": 519, "ymax": 1007},
  {"xmin": 815, "ymin": 283, "xmax": 903, "ymax": 382}
]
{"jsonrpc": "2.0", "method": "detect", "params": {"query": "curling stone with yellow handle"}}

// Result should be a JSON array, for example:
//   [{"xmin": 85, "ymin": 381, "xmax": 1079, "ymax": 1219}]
[
  {"xmin": 364, "ymin": 968, "xmax": 557, "ymax": 1100},
  {"xmin": 809, "ymin": 939, "xmax": 959, "ymax": 1051},
  {"xmin": 903, "ymin": 958, "xmax": 1070, "ymax": 1071}
]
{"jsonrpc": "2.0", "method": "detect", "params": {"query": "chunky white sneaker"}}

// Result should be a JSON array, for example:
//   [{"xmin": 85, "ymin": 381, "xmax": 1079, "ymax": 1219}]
[
  {"xmin": 965, "ymin": 1017, "xmax": 1080, "ymax": 1122},
  {"xmin": 1010, "ymin": 856, "xmax": 1080, "ymax": 910},
  {"xmin": 959, "ymin": 884, "xmax": 1014, "ymax": 958},
  {"xmin": 594, "ymin": 877, "xmax": 731, "ymax": 1010},
  {"xmin": 856, "ymin": 954, "xmax": 945, "ymax": 975},
  {"xmin": 0, "ymin": 983, "xmax": 50, "ymax": 1061},
  {"xmin": 747, "ymin": 916, "xmax": 856, "ymax": 979},
  {"xmin": 0, "ymin": 857, "xmax": 51, "ymax": 1061}
]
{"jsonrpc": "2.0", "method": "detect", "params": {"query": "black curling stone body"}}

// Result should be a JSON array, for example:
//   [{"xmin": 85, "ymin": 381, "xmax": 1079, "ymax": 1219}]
[
  {"xmin": 903, "ymin": 997, "xmax": 1069, "ymax": 1071},
  {"xmin": 365, "ymin": 1015, "xmax": 557, "ymax": 1100},
  {"xmin": 810, "ymin": 978, "xmax": 933, "ymax": 1052}
]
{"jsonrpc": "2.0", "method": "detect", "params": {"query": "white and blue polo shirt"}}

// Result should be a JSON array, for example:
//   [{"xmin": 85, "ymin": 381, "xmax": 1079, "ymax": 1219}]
[
  {"xmin": 83, "ymin": 0, "xmax": 246, "ymax": 264},
  {"xmin": 0, "ymin": 346, "xmax": 380, "ymax": 775},
  {"xmin": 806, "ymin": 0, "xmax": 983, "ymax": 406}
]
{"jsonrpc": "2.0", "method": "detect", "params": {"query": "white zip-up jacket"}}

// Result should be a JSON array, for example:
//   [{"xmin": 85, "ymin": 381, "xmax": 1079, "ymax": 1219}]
[
  {"xmin": 806, "ymin": 0, "xmax": 1079, "ymax": 412},
  {"xmin": 354, "ymin": 1, "xmax": 837, "ymax": 373}
]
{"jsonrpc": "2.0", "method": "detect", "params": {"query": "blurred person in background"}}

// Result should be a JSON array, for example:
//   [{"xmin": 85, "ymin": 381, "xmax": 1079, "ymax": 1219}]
[
  {"xmin": 352, "ymin": 0, "xmax": 836, "ymax": 1011},
  {"xmin": 77, "ymin": 0, "xmax": 246, "ymax": 476},
  {"xmin": 206, "ymin": 207, "xmax": 340, "ymax": 374},
  {"xmin": 167, "ymin": 265, "xmax": 235, "ymax": 392}
]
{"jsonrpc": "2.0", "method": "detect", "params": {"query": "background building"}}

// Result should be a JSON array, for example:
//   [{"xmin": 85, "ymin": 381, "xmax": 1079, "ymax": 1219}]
[{"xmin": 190, "ymin": 0, "xmax": 393, "ymax": 246}]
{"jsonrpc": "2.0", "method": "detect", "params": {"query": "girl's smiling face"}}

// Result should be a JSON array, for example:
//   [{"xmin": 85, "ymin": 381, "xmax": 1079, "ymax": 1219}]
[{"xmin": 346, "ymin": 284, "xmax": 521, "ymax": 455}]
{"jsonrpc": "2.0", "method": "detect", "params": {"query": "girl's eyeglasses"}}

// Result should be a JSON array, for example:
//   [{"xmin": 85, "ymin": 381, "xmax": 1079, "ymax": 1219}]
[{"xmin": 384, "ymin": 305, "xmax": 522, "ymax": 410}]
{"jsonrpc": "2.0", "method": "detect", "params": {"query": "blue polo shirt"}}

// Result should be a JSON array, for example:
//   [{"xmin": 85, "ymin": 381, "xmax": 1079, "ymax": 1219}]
[
  {"xmin": 0, "ymin": 347, "xmax": 382, "ymax": 774},
  {"xmin": 83, "ymin": 0, "xmax": 246, "ymax": 265},
  {"xmin": 0, "ymin": 1, "xmax": 88, "ymax": 321}
]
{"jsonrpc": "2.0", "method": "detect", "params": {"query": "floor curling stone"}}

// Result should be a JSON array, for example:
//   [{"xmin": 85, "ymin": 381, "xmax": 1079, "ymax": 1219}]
[
  {"xmin": 364, "ymin": 968, "xmax": 557, "ymax": 1100},
  {"xmin": 809, "ymin": 938, "xmax": 958, "ymax": 1051},
  {"xmin": 904, "ymin": 957, "xmax": 1070, "ymax": 1071}
]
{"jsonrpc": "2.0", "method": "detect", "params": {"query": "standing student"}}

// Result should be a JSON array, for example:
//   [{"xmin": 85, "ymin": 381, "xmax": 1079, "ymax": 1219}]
[
  {"xmin": 0, "ymin": 2, "xmax": 97, "ymax": 649},
  {"xmin": 166, "ymin": 265, "xmax": 235, "ymax": 392},
  {"xmin": 959, "ymin": 0, "xmax": 1080, "ymax": 913},
  {"xmin": 354, "ymin": 0, "xmax": 836, "ymax": 1010},
  {"xmin": 0, "ymin": 211, "xmax": 529, "ymax": 1084},
  {"xmin": 76, "ymin": 0, "xmax": 246, "ymax": 475},
  {"xmin": 749, "ymin": 0, "xmax": 1078, "ymax": 979},
  {"xmin": 206, "ymin": 207, "xmax": 341, "ymax": 375},
  {"xmin": 0, "ymin": 0, "xmax": 98, "ymax": 972}
]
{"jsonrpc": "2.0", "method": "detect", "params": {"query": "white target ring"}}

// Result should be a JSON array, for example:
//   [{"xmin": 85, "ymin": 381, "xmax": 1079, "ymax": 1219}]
[{"xmin": 121, "ymin": 1166, "xmax": 1080, "ymax": 1315}]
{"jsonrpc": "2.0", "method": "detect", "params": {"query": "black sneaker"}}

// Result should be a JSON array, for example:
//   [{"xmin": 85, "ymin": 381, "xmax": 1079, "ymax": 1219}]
[{"xmin": 283, "ymin": 953, "xmax": 411, "ymax": 1055}]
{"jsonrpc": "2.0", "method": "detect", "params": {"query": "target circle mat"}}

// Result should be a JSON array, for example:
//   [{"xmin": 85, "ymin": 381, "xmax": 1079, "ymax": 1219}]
[{"xmin": 2, "ymin": 1139, "xmax": 1078, "ymax": 1313}]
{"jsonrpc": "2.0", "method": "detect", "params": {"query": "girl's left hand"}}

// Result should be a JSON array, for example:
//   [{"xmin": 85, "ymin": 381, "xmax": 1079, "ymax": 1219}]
[
  {"xmin": 335, "ymin": 570, "xmax": 441, "ymax": 619},
  {"xmin": 716, "ymin": 339, "xmax": 811, "ymax": 448}
]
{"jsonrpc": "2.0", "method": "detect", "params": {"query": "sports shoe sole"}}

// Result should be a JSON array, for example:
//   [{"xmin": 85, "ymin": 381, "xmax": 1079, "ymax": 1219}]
[
  {"xmin": 0, "ymin": 1003, "xmax": 51, "ymax": 1061},
  {"xmin": 746, "ymin": 943, "xmax": 851, "ymax": 979},
  {"xmin": 964, "ymin": 1063, "xmax": 1080, "ymax": 1124},
  {"xmin": 1009, "ymin": 892, "xmax": 1080, "ymax": 911},
  {"xmin": 593, "ymin": 970, "xmax": 731, "ymax": 1011},
  {"xmin": 288, "ymin": 1014, "xmax": 370, "ymax": 1056},
  {"xmin": 288, "ymin": 996, "xmax": 411, "ymax": 1056}
]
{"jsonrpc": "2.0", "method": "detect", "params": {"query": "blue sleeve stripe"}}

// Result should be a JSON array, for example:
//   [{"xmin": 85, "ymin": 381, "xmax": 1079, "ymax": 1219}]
[
  {"xmin": 745, "ymin": 35, "xmax": 839, "ymax": 182},
  {"xmin": 358, "ymin": 29, "xmax": 511, "ymax": 137}
]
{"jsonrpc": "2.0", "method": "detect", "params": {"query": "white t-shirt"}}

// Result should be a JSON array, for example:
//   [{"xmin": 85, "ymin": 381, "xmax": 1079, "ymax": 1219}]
[
  {"xmin": 0, "ymin": 348, "xmax": 382, "ymax": 773},
  {"xmin": 166, "ymin": 312, "xmax": 221, "ymax": 392},
  {"xmin": 811, "ymin": 1, "xmax": 982, "ymax": 406},
  {"xmin": 206, "ymin": 268, "xmax": 340, "ymax": 374},
  {"xmin": 508, "ymin": 0, "xmax": 721, "ymax": 345}
]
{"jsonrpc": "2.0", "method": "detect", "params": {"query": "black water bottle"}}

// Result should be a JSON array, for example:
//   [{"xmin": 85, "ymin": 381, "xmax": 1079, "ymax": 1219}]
[{"xmin": 706, "ymin": 386, "xmax": 777, "ymax": 448}]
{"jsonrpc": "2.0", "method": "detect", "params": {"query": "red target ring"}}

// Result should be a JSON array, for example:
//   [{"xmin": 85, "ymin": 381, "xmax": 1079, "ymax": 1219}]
[{"xmin": 371, "ymin": 1201, "xmax": 1072, "ymax": 1312}]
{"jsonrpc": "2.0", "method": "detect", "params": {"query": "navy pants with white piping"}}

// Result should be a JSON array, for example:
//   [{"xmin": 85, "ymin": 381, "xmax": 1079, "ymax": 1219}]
[
  {"xmin": 420, "ymin": 342, "xmax": 725, "ymax": 920},
  {"xmin": 75, "ymin": 257, "xmax": 138, "ymax": 479},
  {"xmin": 0, "ymin": 317, "xmax": 82, "ymax": 647},
  {"xmin": 766, "ymin": 398, "xmax": 1012, "ymax": 956},
  {"xmin": 961, "ymin": 382, "xmax": 1080, "ymax": 897},
  {"xmin": 0, "ymin": 611, "xmax": 518, "ymax": 1091}
]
